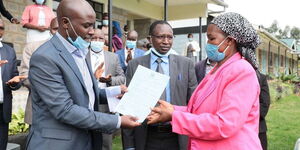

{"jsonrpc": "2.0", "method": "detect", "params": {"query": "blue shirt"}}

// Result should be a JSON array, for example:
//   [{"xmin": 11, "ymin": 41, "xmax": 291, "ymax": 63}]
[{"xmin": 150, "ymin": 49, "xmax": 171, "ymax": 103}]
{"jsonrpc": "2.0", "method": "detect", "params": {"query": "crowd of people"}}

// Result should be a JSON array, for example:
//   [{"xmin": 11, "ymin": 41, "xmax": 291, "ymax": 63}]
[{"xmin": 0, "ymin": 0, "xmax": 271, "ymax": 150}]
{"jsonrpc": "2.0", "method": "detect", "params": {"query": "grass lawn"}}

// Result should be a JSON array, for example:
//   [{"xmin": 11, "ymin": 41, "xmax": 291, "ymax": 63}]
[
  {"xmin": 112, "ymin": 94, "xmax": 300, "ymax": 150},
  {"xmin": 267, "ymin": 95, "xmax": 300, "ymax": 150}
]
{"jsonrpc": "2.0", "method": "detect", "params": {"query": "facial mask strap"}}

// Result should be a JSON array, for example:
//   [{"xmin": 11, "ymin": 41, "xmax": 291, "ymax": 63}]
[
  {"xmin": 218, "ymin": 36, "xmax": 228, "ymax": 47},
  {"xmin": 66, "ymin": 18, "xmax": 79, "ymax": 37}
]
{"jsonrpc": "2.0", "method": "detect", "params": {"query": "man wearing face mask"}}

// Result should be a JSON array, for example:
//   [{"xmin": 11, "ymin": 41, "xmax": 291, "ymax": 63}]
[
  {"xmin": 87, "ymin": 28, "xmax": 125, "ymax": 150},
  {"xmin": 116, "ymin": 30, "xmax": 145, "ymax": 72},
  {"xmin": 100, "ymin": 13, "xmax": 109, "ymax": 44},
  {"xmin": 27, "ymin": 1, "xmax": 140, "ymax": 150},
  {"xmin": 123, "ymin": 20, "xmax": 197, "ymax": 150}
]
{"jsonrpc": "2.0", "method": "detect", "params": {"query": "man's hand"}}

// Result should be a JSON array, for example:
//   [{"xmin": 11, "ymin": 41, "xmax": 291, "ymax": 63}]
[
  {"xmin": 121, "ymin": 115, "xmax": 141, "ymax": 128},
  {"xmin": 0, "ymin": 60, "xmax": 8, "ymax": 67},
  {"xmin": 147, "ymin": 100, "xmax": 174, "ymax": 124},
  {"xmin": 37, "ymin": 26, "xmax": 48, "ymax": 32},
  {"xmin": 99, "ymin": 74, "xmax": 112, "ymax": 83},
  {"xmin": 11, "ymin": 18, "xmax": 20, "ymax": 24},
  {"xmin": 6, "ymin": 75, "xmax": 27, "ymax": 86},
  {"xmin": 94, "ymin": 62, "xmax": 104, "ymax": 80},
  {"xmin": 116, "ymin": 85, "xmax": 128, "ymax": 99}
]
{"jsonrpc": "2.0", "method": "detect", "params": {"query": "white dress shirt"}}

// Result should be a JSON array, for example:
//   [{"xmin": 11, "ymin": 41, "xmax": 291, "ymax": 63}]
[
  {"xmin": 124, "ymin": 47, "xmax": 135, "ymax": 66},
  {"xmin": 90, "ymin": 50, "xmax": 107, "ymax": 89}
]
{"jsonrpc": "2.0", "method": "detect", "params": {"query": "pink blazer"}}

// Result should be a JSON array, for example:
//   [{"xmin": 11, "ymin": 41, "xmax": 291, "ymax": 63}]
[
  {"xmin": 21, "ymin": 4, "xmax": 55, "ymax": 27},
  {"xmin": 172, "ymin": 53, "xmax": 262, "ymax": 150}
]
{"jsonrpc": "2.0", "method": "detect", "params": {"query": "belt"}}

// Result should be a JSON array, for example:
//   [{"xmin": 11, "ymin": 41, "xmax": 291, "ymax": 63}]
[{"xmin": 148, "ymin": 124, "xmax": 172, "ymax": 133}]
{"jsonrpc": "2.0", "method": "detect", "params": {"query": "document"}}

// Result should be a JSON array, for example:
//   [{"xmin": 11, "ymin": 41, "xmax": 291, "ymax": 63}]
[
  {"xmin": 105, "ymin": 86, "xmax": 121, "ymax": 113},
  {"xmin": 115, "ymin": 65, "xmax": 170, "ymax": 123}
]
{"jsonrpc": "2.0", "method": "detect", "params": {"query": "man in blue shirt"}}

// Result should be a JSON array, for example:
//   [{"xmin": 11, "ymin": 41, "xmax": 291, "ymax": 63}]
[
  {"xmin": 116, "ymin": 30, "xmax": 145, "ymax": 72},
  {"xmin": 123, "ymin": 20, "xmax": 198, "ymax": 150}
]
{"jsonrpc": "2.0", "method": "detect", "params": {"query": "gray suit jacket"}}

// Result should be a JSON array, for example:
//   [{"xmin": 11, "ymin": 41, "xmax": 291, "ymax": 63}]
[
  {"xmin": 26, "ymin": 35, "xmax": 119, "ymax": 150},
  {"xmin": 122, "ymin": 54, "xmax": 198, "ymax": 150},
  {"xmin": 86, "ymin": 50, "xmax": 125, "ymax": 113},
  {"xmin": 86, "ymin": 50, "xmax": 125, "ymax": 87}
]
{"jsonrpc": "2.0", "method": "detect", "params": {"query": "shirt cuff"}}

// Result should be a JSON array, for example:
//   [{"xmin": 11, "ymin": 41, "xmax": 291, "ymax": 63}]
[
  {"xmin": 116, "ymin": 115, "xmax": 121, "ymax": 128},
  {"xmin": 105, "ymin": 86, "xmax": 121, "ymax": 96}
]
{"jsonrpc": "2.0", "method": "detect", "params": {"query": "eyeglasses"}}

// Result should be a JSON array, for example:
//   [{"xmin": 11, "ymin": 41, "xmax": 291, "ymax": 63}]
[{"xmin": 151, "ymin": 35, "xmax": 174, "ymax": 40}]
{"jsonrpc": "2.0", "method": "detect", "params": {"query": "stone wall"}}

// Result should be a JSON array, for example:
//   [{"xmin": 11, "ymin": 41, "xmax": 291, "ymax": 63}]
[{"xmin": 2, "ymin": 0, "xmax": 33, "ymax": 59}]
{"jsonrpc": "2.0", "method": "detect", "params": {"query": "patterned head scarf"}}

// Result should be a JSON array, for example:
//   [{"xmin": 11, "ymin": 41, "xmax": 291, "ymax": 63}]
[{"xmin": 211, "ymin": 12, "xmax": 260, "ymax": 69}]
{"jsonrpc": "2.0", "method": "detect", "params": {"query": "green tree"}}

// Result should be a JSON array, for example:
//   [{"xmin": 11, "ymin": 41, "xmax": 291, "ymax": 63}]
[
  {"xmin": 267, "ymin": 20, "xmax": 280, "ymax": 34},
  {"xmin": 290, "ymin": 27, "xmax": 300, "ymax": 41}
]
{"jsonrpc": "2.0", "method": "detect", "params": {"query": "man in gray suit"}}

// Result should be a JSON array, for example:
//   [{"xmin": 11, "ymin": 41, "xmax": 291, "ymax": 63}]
[
  {"xmin": 122, "ymin": 20, "xmax": 198, "ymax": 150},
  {"xmin": 87, "ymin": 28, "xmax": 125, "ymax": 150},
  {"xmin": 27, "ymin": 0, "xmax": 140, "ymax": 150}
]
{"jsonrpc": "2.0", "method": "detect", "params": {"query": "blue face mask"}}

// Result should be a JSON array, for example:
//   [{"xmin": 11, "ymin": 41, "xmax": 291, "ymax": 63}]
[
  {"xmin": 36, "ymin": 0, "xmax": 45, "ymax": 5},
  {"xmin": 90, "ymin": 41, "xmax": 104, "ymax": 53},
  {"xmin": 102, "ymin": 20, "xmax": 108, "ymax": 26},
  {"xmin": 66, "ymin": 18, "xmax": 90, "ymax": 50},
  {"xmin": 205, "ymin": 37, "xmax": 229, "ymax": 62},
  {"xmin": 188, "ymin": 38, "xmax": 193, "ymax": 42},
  {"xmin": 126, "ymin": 40, "xmax": 137, "ymax": 49}
]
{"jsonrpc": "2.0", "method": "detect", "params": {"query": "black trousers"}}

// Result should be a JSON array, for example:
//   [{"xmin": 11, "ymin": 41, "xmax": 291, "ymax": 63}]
[
  {"xmin": 145, "ymin": 129, "xmax": 179, "ymax": 150},
  {"xmin": 0, "ymin": 104, "xmax": 8, "ymax": 150},
  {"xmin": 259, "ymin": 132, "xmax": 268, "ymax": 150}
]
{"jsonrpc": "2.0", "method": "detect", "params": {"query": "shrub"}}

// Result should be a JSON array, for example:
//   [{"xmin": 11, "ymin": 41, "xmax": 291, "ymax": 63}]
[{"xmin": 9, "ymin": 109, "xmax": 29, "ymax": 135}]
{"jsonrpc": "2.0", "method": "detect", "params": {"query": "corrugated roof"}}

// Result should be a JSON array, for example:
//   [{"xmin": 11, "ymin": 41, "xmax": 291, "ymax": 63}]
[{"xmin": 280, "ymin": 39, "xmax": 296, "ymax": 48}]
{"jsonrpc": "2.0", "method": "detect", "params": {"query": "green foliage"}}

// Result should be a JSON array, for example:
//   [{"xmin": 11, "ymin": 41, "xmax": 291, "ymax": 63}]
[
  {"xmin": 267, "ymin": 95, "xmax": 300, "ymax": 150},
  {"xmin": 9, "ymin": 109, "xmax": 29, "ymax": 135}
]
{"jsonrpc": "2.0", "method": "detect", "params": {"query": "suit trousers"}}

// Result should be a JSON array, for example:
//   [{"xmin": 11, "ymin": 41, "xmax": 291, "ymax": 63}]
[
  {"xmin": 145, "ymin": 128, "xmax": 179, "ymax": 150},
  {"xmin": 259, "ymin": 132, "xmax": 268, "ymax": 150},
  {"xmin": 0, "ymin": 104, "xmax": 9, "ymax": 150}
]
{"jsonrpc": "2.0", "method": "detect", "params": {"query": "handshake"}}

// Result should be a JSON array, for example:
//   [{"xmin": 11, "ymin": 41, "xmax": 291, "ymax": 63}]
[{"xmin": 120, "ymin": 100, "xmax": 174, "ymax": 128}]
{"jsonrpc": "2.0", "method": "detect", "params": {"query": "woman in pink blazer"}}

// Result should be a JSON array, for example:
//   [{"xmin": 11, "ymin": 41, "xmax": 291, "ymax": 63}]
[{"xmin": 148, "ymin": 12, "xmax": 263, "ymax": 150}]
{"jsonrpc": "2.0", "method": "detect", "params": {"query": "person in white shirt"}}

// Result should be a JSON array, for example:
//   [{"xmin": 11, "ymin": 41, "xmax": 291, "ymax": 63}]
[
  {"xmin": 183, "ymin": 33, "xmax": 200, "ymax": 62},
  {"xmin": 87, "ymin": 28, "xmax": 125, "ymax": 150}
]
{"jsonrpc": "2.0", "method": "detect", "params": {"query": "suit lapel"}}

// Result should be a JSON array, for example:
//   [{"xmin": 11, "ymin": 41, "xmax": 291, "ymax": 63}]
[
  {"xmin": 143, "ymin": 54, "xmax": 151, "ymax": 68},
  {"xmin": 52, "ymin": 35, "xmax": 87, "ymax": 91},
  {"xmin": 169, "ymin": 54, "xmax": 178, "ymax": 105},
  {"xmin": 0, "ymin": 47, "xmax": 7, "ymax": 76}
]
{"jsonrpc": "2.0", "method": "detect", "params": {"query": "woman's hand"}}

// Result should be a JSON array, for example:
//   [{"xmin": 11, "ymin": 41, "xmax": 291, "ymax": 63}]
[{"xmin": 147, "ymin": 100, "xmax": 174, "ymax": 124}]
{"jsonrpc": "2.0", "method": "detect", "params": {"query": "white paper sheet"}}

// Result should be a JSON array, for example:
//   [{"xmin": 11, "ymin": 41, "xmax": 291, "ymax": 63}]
[
  {"xmin": 115, "ymin": 65, "xmax": 170, "ymax": 123},
  {"xmin": 105, "ymin": 86, "xmax": 121, "ymax": 113}
]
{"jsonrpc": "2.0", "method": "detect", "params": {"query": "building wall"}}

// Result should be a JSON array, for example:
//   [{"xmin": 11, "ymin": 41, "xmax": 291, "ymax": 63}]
[
  {"xmin": 2, "ymin": 0, "xmax": 33, "ymax": 59},
  {"xmin": 257, "ymin": 31, "xmax": 299, "ymax": 76}
]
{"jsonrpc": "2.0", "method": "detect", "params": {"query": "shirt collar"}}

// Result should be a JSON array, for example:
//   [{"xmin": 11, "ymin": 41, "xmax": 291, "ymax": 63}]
[
  {"xmin": 150, "ymin": 48, "xmax": 169, "ymax": 65},
  {"xmin": 56, "ymin": 32, "xmax": 88, "ymax": 57}
]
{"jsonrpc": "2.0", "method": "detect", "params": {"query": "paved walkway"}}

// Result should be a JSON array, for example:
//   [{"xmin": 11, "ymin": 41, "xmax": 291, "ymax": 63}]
[{"xmin": 12, "ymin": 87, "xmax": 28, "ymax": 113}]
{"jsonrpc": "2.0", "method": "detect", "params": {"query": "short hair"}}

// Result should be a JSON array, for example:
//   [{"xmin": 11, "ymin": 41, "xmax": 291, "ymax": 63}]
[
  {"xmin": 187, "ymin": 33, "xmax": 193, "ymax": 38},
  {"xmin": 149, "ymin": 20, "xmax": 172, "ymax": 36}
]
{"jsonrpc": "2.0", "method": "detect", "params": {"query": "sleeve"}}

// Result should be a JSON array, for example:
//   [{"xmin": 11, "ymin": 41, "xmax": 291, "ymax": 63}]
[
  {"xmin": 121, "ymin": 60, "xmax": 137, "ymax": 148},
  {"xmin": 259, "ymin": 74, "xmax": 270, "ymax": 118},
  {"xmin": 174, "ymin": 105, "xmax": 188, "ymax": 112},
  {"xmin": 8, "ymin": 46, "xmax": 22, "ymax": 90},
  {"xmin": 172, "ymin": 68, "xmax": 260, "ymax": 140},
  {"xmin": 29, "ymin": 53, "xmax": 119, "ymax": 134},
  {"xmin": 0, "ymin": 0, "xmax": 13, "ymax": 21},
  {"xmin": 187, "ymin": 59, "xmax": 198, "ymax": 102},
  {"xmin": 193, "ymin": 41, "xmax": 201, "ymax": 52},
  {"xmin": 21, "ymin": 6, "xmax": 30, "ymax": 25},
  {"xmin": 110, "ymin": 54, "xmax": 126, "ymax": 86}
]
